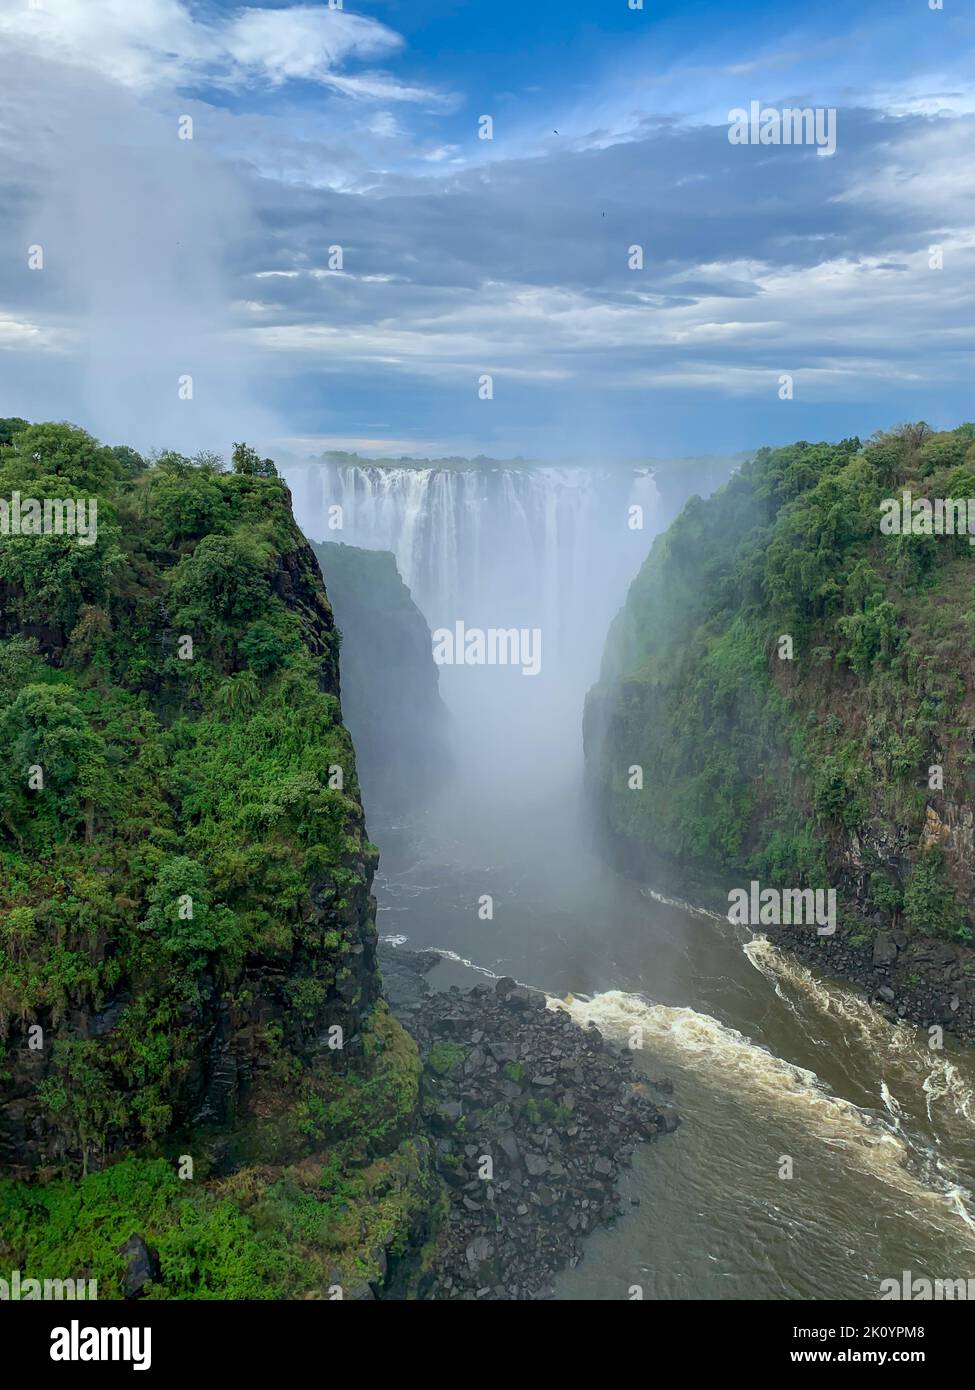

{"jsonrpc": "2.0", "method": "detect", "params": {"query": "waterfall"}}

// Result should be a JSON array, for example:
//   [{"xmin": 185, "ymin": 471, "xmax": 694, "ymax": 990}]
[
  {"xmin": 283, "ymin": 456, "xmax": 664, "ymax": 796},
  {"xmin": 285, "ymin": 458, "xmax": 661, "ymax": 656}
]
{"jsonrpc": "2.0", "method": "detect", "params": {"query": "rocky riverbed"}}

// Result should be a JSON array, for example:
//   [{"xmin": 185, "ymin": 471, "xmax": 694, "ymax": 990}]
[
  {"xmin": 767, "ymin": 921, "xmax": 975, "ymax": 1046},
  {"xmin": 380, "ymin": 944, "xmax": 678, "ymax": 1300}
]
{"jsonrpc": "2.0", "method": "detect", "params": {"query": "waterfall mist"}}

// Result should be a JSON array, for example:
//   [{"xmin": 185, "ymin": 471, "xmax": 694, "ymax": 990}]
[{"xmin": 284, "ymin": 458, "xmax": 662, "ymax": 824}]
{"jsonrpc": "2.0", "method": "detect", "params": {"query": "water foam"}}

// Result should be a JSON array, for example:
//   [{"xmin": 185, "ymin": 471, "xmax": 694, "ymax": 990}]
[
  {"xmin": 556, "ymin": 987, "xmax": 975, "ymax": 1240},
  {"xmin": 744, "ymin": 935, "xmax": 975, "ymax": 1127},
  {"xmin": 743, "ymin": 934, "xmax": 975, "ymax": 1230},
  {"xmin": 382, "ymin": 937, "xmax": 975, "ymax": 1243}
]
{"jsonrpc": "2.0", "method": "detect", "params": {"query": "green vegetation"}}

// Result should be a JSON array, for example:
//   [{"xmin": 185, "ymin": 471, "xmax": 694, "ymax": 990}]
[
  {"xmin": 587, "ymin": 423, "xmax": 975, "ymax": 941},
  {"xmin": 427, "ymin": 1041, "xmax": 467, "ymax": 1076},
  {"xmin": 0, "ymin": 1004, "xmax": 432, "ymax": 1297},
  {"xmin": 0, "ymin": 420, "xmax": 433, "ymax": 1296},
  {"xmin": 519, "ymin": 1096, "xmax": 572, "ymax": 1126},
  {"xmin": 0, "ymin": 1158, "xmax": 285, "ymax": 1299}
]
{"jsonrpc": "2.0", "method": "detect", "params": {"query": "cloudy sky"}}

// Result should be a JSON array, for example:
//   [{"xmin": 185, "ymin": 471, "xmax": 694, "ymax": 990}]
[{"xmin": 1, "ymin": 0, "xmax": 973, "ymax": 460}]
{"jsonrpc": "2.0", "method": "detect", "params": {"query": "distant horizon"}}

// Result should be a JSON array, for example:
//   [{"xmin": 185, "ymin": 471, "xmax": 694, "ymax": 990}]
[{"xmin": 280, "ymin": 445, "xmax": 753, "ymax": 471}]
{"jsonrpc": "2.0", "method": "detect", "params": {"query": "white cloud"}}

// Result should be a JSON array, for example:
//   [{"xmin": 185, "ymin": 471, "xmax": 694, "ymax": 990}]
[
  {"xmin": 0, "ymin": 0, "xmax": 440, "ymax": 102},
  {"xmin": 237, "ymin": 231, "xmax": 975, "ymax": 404},
  {"xmin": 367, "ymin": 111, "xmax": 404, "ymax": 139},
  {"xmin": 0, "ymin": 315, "xmax": 66, "ymax": 350},
  {"xmin": 0, "ymin": 0, "xmax": 205, "ymax": 88},
  {"xmin": 228, "ymin": 6, "xmax": 395, "ymax": 74},
  {"xmin": 833, "ymin": 121, "xmax": 975, "ymax": 219}
]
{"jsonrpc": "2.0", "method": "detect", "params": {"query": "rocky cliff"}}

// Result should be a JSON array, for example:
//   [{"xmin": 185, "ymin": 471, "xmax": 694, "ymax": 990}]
[
  {"xmin": 0, "ymin": 424, "xmax": 435, "ymax": 1296},
  {"xmin": 312, "ymin": 541, "xmax": 450, "ymax": 821},
  {"xmin": 585, "ymin": 424, "xmax": 975, "ymax": 1044}
]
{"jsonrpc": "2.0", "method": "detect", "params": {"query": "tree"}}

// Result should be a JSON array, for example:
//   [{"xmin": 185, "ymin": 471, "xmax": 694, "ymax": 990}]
[
  {"xmin": 109, "ymin": 445, "xmax": 146, "ymax": 478},
  {"xmin": 0, "ymin": 417, "xmax": 29, "ymax": 448},
  {"xmin": 2, "ymin": 906, "xmax": 36, "ymax": 961},
  {"xmin": 0, "ymin": 683, "xmax": 112, "ymax": 838},
  {"xmin": 239, "ymin": 620, "xmax": 289, "ymax": 674},
  {"xmin": 837, "ymin": 598, "xmax": 902, "ymax": 674},
  {"xmin": 215, "ymin": 670, "xmax": 260, "ymax": 713},
  {"xmin": 0, "ymin": 509, "xmax": 124, "ymax": 631},
  {"xmin": 148, "ymin": 468, "xmax": 226, "ymax": 545},
  {"xmin": 904, "ymin": 849, "xmax": 970, "ymax": 941},
  {"xmin": 1, "ymin": 422, "xmax": 122, "ymax": 491},
  {"xmin": 231, "ymin": 442, "xmax": 278, "ymax": 478},
  {"xmin": 141, "ymin": 856, "xmax": 217, "ymax": 963},
  {"xmin": 169, "ymin": 534, "xmax": 270, "ymax": 628}
]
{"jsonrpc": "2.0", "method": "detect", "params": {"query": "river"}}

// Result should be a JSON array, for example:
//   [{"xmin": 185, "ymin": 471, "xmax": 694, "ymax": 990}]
[{"xmin": 374, "ymin": 775, "xmax": 975, "ymax": 1301}]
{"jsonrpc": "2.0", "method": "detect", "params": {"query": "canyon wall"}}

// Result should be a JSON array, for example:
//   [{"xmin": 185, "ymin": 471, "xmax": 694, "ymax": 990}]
[
  {"xmin": 312, "ymin": 541, "xmax": 450, "ymax": 821},
  {"xmin": 585, "ymin": 425, "xmax": 975, "ymax": 1043},
  {"xmin": 0, "ymin": 424, "xmax": 434, "ymax": 1296}
]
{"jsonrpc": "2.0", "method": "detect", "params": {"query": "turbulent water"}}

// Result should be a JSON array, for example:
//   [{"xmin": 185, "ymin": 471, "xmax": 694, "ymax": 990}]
[
  {"xmin": 290, "ymin": 456, "xmax": 975, "ymax": 1301},
  {"xmin": 377, "ymin": 789, "xmax": 975, "ymax": 1301}
]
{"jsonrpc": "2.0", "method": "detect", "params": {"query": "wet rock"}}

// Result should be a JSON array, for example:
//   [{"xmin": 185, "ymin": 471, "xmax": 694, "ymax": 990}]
[
  {"xmin": 872, "ymin": 933, "xmax": 898, "ymax": 967},
  {"xmin": 503, "ymin": 987, "xmax": 534, "ymax": 1010},
  {"xmin": 384, "ymin": 948, "xmax": 679, "ymax": 1300},
  {"xmin": 465, "ymin": 1237, "xmax": 495, "ymax": 1273},
  {"xmin": 117, "ymin": 1235, "xmax": 159, "ymax": 1299}
]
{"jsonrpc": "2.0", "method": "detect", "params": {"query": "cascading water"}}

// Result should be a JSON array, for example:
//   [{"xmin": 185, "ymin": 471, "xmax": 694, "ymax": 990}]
[
  {"xmin": 283, "ymin": 457, "xmax": 663, "ymax": 793},
  {"xmin": 285, "ymin": 458, "xmax": 660, "ymax": 639}
]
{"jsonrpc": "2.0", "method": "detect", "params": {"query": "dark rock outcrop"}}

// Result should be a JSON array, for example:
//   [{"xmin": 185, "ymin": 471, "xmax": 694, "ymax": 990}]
[
  {"xmin": 381, "ymin": 947, "xmax": 678, "ymax": 1299},
  {"xmin": 117, "ymin": 1235, "xmax": 160, "ymax": 1299},
  {"xmin": 312, "ymin": 541, "xmax": 450, "ymax": 820}
]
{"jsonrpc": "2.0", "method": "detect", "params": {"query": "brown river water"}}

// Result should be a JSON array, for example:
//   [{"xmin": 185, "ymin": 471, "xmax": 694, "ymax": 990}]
[{"xmin": 375, "ymin": 782, "xmax": 975, "ymax": 1301}]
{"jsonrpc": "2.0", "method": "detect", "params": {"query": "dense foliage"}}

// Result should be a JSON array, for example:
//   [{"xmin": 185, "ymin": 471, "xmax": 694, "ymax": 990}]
[
  {"xmin": 586, "ymin": 423, "xmax": 975, "ymax": 942},
  {"xmin": 0, "ymin": 421, "xmax": 429, "ymax": 1296}
]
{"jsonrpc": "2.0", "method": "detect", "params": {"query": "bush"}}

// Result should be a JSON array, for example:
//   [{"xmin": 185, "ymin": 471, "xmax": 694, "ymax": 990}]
[
  {"xmin": 169, "ymin": 534, "xmax": 270, "ymax": 629},
  {"xmin": 903, "ymin": 849, "xmax": 970, "ymax": 941}
]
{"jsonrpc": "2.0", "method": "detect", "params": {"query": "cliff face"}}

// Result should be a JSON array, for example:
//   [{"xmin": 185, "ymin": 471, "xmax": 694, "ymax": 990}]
[
  {"xmin": 312, "ymin": 541, "xmax": 450, "ymax": 820},
  {"xmin": 0, "ymin": 424, "xmax": 434, "ymax": 1297},
  {"xmin": 585, "ymin": 425, "xmax": 975, "ymax": 1040},
  {"xmin": 2, "ymin": 533, "xmax": 379, "ymax": 1171}
]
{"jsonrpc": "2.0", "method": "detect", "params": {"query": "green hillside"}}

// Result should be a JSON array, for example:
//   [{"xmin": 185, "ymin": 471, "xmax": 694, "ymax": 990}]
[
  {"xmin": 586, "ymin": 423, "xmax": 975, "ymax": 958},
  {"xmin": 0, "ymin": 423, "xmax": 433, "ymax": 1297}
]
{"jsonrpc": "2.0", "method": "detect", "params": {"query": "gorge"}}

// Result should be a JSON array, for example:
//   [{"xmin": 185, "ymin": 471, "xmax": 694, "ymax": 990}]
[
  {"xmin": 0, "ymin": 424, "xmax": 681, "ymax": 1300},
  {"xmin": 5, "ymin": 423, "xmax": 975, "ymax": 1302},
  {"xmin": 285, "ymin": 436, "xmax": 975, "ymax": 1299}
]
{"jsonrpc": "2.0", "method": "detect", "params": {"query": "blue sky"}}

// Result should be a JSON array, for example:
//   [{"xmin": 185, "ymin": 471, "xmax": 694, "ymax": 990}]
[{"xmin": 1, "ymin": 0, "xmax": 974, "ymax": 460}]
